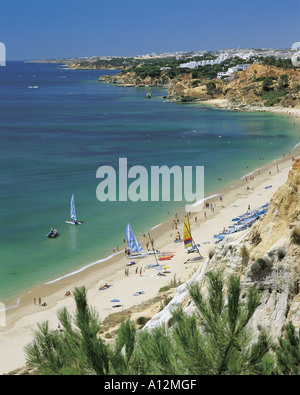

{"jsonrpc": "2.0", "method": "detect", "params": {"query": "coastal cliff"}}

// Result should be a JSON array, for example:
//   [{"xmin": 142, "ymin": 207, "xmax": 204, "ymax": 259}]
[
  {"xmin": 168, "ymin": 63, "xmax": 300, "ymax": 108},
  {"xmin": 99, "ymin": 70, "xmax": 172, "ymax": 88},
  {"xmin": 100, "ymin": 63, "xmax": 300, "ymax": 109},
  {"xmin": 144, "ymin": 159, "xmax": 300, "ymax": 341}
]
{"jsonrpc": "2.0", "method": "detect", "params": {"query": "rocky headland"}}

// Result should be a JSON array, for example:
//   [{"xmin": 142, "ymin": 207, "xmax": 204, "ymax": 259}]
[{"xmin": 99, "ymin": 63, "xmax": 300, "ymax": 110}]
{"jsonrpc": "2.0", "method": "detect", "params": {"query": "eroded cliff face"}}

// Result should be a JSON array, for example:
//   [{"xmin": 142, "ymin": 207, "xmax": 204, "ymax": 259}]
[
  {"xmin": 145, "ymin": 160, "xmax": 300, "ymax": 341},
  {"xmin": 99, "ymin": 63, "xmax": 300, "ymax": 108},
  {"xmin": 169, "ymin": 64, "xmax": 300, "ymax": 107},
  {"xmin": 225, "ymin": 64, "xmax": 300, "ymax": 108},
  {"xmin": 247, "ymin": 159, "xmax": 300, "ymax": 259}
]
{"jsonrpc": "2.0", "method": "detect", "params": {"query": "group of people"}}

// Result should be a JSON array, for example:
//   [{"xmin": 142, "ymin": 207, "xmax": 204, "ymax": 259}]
[
  {"xmin": 112, "ymin": 245, "xmax": 119, "ymax": 253},
  {"xmin": 125, "ymin": 267, "xmax": 143, "ymax": 276},
  {"xmin": 146, "ymin": 238, "xmax": 155, "ymax": 251},
  {"xmin": 172, "ymin": 217, "xmax": 180, "ymax": 230},
  {"xmin": 33, "ymin": 297, "xmax": 47, "ymax": 307}
]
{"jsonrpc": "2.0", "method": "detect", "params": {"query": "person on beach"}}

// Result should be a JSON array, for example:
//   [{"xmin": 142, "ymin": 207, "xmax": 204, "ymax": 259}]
[{"xmin": 139, "ymin": 268, "xmax": 142, "ymax": 276}]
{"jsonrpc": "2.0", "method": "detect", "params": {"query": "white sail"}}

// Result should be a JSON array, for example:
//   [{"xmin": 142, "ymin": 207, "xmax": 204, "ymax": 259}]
[
  {"xmin": 70, "ymin": 194, "xmax": 77, "ymax": 221},
  {"xmin": 66, "ymin": 194, "xmax": 81, "ymax": 225}
]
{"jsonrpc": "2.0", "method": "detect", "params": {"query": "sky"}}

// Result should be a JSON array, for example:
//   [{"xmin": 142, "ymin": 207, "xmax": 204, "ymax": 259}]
[{"xmin": 0, "ymin": 0, "xmax": 299, "ymax": 60}]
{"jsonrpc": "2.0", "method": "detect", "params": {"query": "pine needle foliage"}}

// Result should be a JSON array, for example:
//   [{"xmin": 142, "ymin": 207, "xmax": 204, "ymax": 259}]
[
  {"xmin": 275, "ymin": 321, "xmax": 300, "ymax": 375},
  {"xmin": 24, "ymin": 271, "xmax": 300, "ymax": 375}
]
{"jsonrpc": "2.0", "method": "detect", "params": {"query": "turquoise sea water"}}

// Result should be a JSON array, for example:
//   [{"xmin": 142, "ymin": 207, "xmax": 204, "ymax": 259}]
[{"xmin": 0, "ymin": 61, "xmax": 298, "ymax": 304}]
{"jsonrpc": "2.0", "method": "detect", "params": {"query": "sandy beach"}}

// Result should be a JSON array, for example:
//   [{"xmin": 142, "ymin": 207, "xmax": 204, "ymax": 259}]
[{"xmin": 0, "ymin": 105, "xmax": 300, "ymax": 375}]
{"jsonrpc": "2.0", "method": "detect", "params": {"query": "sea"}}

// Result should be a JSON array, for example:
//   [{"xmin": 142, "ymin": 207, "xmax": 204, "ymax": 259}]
[{"xmin": 0, "ymin": 61, "xmax": 298, "ymax": 305}]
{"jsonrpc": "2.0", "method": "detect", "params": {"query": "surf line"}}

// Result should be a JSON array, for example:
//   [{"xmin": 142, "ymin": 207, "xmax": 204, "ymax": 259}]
[{"xmin": 44, "ymin": 250, "xmax": 125, "ymax": 285}]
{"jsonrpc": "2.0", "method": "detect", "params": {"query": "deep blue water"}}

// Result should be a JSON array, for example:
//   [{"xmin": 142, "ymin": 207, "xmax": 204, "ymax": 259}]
[{"xmin": 0, "ymin": 61, "xmax": 298, "ymax": 303}]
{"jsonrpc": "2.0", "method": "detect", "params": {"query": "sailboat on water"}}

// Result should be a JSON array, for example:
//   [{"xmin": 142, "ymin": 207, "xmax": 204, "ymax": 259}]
[
  {"xmin": 126, "ymin": 223, "xmax": 148, "ymax": 259},
  {"xmin": 183, "ymin": 214, "xmax": 201, "ymax": 256},
  {"xmin": 66, "ymin": 194, "xmax": 82, "ymax": 225}
]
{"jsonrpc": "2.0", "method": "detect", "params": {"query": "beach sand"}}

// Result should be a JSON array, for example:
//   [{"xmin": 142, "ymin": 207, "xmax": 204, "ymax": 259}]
[{"xmin": 0, "ymin": 106, "xmax": 300, "ymax": 375}]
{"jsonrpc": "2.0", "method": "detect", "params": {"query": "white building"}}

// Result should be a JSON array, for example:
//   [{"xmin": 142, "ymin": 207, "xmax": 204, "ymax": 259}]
[
  {"xmin": 217, "ymin": 64, "xmax": 251, "ymax": 79},
  {"xmin": 179, "ymin": 58, "xmax": 223, "ymax": 69}
]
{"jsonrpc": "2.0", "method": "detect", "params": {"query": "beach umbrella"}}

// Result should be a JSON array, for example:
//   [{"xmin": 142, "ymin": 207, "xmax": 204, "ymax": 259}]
[
  {"xmin": 110, "ymin": 299, "xmax": 120, "ymax": 302},
  {"xmin": 162, "ymin": 266, "xmax": 170, "ymax": 269}
]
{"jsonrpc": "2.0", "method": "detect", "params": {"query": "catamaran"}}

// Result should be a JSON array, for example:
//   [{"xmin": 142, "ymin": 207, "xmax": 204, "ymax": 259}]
[
  {"xmin": 66, "ymin": 194, "xmax": 82, "ymax": 225},
  {"xmin": 126, "ymin": 223, "xmax": 148, "ymax": 259},
  {"xmin": 183, "ymin": 215, "xmax": 201, "ymax": 256}
]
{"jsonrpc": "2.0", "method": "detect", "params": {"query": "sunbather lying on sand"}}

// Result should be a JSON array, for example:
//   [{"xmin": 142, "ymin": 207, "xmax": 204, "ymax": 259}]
[{"xmin": 99, "ymin": 283, "xmax": 112, "ymax": 291}]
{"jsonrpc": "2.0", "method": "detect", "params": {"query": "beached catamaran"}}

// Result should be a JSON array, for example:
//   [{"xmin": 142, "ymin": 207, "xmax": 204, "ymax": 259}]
[
  {"xmin": 126, "ymin": 223, "xmax": 147, "ymax": 259},
  {"xmin": 183, "ymin": 214, "xmax": 201, "ymax": 257},
  {"xmin": 66, "ymin": 194, "xmax": 82, "ymax": 225}
]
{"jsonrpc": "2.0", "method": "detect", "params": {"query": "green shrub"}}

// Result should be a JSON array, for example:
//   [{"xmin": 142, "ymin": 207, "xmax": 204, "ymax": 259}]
[
  {"xmin": 291, "ymin": 228, "xmax": 300, "ymax": 245},
  {"xmin": 136, "ymin": 316, "xmax": 150, "ymax": 326},
  {"xmin": 159, "ymin": 285, "xmax": 171, "ymax": 293},
  {"xmin": 277, "ymin": 248, "xmax": 286, "ymax": 261},
  {"xmin": 159, "ymin": 295, "xmax": 173, "ymax": 311},
  {"xmin": 262, "ymin": 90, "xmax": 286, "ymax": 107},
  {"xmin": 250, "ymin": 257, "xmax": 273, "ymax": 277},
  {"xmin": 209, "ymin": 249, "xmax": 215, "ymax": 260},
  {"xmin": 251, "ymin": 231, "xmax": 262, "ymax": 246},
  {"xmin": 240, "ymin": 245, "xmax": 250, "ymax": 266}
]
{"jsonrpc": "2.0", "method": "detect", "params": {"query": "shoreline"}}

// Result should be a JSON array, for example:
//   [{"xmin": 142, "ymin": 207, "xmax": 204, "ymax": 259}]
[{"xmin": 0, "ymin": 105, "xmax": 300, "ymax": 374}]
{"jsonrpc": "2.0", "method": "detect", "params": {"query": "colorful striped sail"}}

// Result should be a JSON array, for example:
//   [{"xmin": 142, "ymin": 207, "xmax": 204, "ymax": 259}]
[{"xmin": 183, "ymin": 215, "xmax": 193, "ymax": 249}]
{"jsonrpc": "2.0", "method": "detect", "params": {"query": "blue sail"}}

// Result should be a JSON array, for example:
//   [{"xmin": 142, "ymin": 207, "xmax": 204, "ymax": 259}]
[
  {"xmin": 135, "ymin": 236, "xmax": 144, "ymax": 253},
  {"xmin": 70, "ymin": 194, "xmax": 77, "ymax": 221},
  {"xmin": 126, "ymin": 223, "xmax": 138, "ymax": 253}
]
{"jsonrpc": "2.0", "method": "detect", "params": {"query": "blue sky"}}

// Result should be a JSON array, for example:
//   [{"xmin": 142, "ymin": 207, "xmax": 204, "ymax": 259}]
[{"xmin": 1, "ymin": 0, "xmax": 299, "ymax": 60}]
